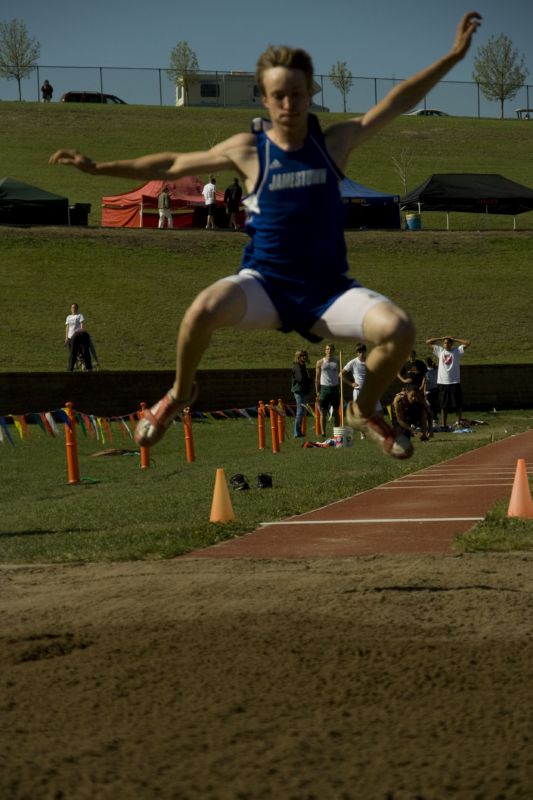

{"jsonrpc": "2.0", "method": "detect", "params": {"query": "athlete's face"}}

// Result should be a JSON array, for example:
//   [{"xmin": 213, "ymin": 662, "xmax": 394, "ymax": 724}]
[{"xmin": 261, "ymin": 67, "xmax": 312, "ymax": 130}]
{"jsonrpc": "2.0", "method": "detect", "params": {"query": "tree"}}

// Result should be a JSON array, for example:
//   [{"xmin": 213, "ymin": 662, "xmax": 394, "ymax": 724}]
[
  {"xmin": 0, "ymin": 18, "xmax": 40, "ymax": 101},
  {"xmin": 391, "ymin": 145, "xmax": 415, "ymax": 195},
  {"xmin": 472, "ymin": 33, "xmax": 528, "ymax": 119},
  {"xmin": 329, "ymin": 61, "xmax": 353, "ymax": 113},
  {"xmin": 168, "ymin": 41, "xmax": 199, "ymax": 105}
]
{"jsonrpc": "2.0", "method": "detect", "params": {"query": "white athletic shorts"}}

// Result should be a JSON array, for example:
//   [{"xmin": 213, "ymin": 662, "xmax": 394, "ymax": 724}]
[{"xmin": 221, "ymin": 268, "xmax": 391, "ymax": 341}]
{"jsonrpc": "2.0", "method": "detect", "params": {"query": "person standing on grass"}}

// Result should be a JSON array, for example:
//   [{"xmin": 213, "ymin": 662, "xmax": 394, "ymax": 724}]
[
  {"xmin": 49, "ymin": 11, "xmax": 481, "ymax": 460},
  {"xmin": 426, "ymin": 335, "xmax": 471, "ymax": 429},
  {"xmin": 291, "ymin": 349, "xmax": 312, "ymax": 438},
  {"xmin": 423, "ymin": 355, "xmax": 440, "ymax": 423},
  {"xmin": 158, "ymin": 186, "xmax": 173, "ymax": 229},
  {"xmin": 342, "ymin": 343, "xmax": 382, "ymax": 438},
  {"xmin": 224, "ymin": 178, "xmax": 243, "ymax": 230},
  {"xmin": 343, "ymin": 343, "xmax": 369, "ymax": 403},
  {"xmin": 41, "ymin": 80, "xmax": 53, "ymax": 102},
  {"xmin": 202, "ymin": 176, "xmax": 217, "ymax": 229},
  {"xmin": 397, "ymin": 349, "xmax": 427, "ymax": 390},
  {"xmin": 64, "ymin": 302, "xmax": 85, "ymax": 367},
  {"xmin": 315, "ymin": 343, "xmax": 341, "ymax": 437}
]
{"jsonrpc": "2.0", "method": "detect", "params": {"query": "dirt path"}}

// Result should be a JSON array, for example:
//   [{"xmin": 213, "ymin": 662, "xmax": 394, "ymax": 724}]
[{"xmin": 1, "ymin": 433, "xmax": 533, "ymax": 799}]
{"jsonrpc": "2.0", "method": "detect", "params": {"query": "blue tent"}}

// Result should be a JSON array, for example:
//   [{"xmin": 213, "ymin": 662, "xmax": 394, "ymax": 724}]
[{"xmin": 340, "ymin": 178, "xmax": 401, "ymax": 229}]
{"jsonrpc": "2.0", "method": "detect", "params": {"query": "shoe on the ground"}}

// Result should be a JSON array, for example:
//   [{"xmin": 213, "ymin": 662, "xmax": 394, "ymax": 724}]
[
  {"xmin": 345, "ymin": 402, "xmax": 414, "ymax": 460},
  {"xmin": 134, "ymin": 383, "xmax": 198, "ymax": 448},
  {"xmin": 230, "ymin": 473, "xmax": 250, "ymax": 491},
  {"xmin": 257, "ymin": 473, "xmax": 273, "ymax": 489}
]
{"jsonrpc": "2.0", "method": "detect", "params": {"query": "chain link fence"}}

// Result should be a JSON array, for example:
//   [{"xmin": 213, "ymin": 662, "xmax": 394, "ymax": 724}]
[{"xmin": 1, "ymin": 65, "xmax": 532, "ymax": 119}]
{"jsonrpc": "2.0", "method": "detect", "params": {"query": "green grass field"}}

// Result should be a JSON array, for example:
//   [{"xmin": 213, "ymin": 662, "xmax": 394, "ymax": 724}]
[
  {"xmin": 0, "ymin": 409, "xmax": 532, "ymax": 564},
  {"xmin": 2, "ymin": 226, "xmax": 533, "ymax": 371},
  {"xmin": 1, "ymin": 101, "xmax": 533, "ymax": 562}
]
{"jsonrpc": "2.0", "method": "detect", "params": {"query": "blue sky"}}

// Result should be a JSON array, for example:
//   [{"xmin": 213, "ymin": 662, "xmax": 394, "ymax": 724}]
[{"xmin": 2, "ymin": 0, "xmax": 533, "ymax": 114}]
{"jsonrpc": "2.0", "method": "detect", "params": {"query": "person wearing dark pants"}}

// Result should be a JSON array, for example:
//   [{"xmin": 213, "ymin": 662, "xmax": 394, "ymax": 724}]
[
  {"xmin": 68, "ymin": 330, "xmax": 93, "ymax": 371},
  {"xmin": 291, "ymin": 349, "xmax": 312, "ymax": 437}
]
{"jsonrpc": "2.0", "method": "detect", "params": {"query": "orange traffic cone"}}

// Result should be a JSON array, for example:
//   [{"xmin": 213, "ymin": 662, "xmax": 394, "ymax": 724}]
[
  {"xmin": 209, "ymin": 468, "xmax": 235, "ymax": 523},
  {"xmin": 507, "ymin": 458, "xmax": 533, "ymax": 518}
]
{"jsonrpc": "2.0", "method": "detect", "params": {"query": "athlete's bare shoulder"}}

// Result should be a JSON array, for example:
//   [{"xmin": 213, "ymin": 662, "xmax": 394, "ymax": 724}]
[
  {"xmin": 213, "ymin": 132, "xmax": 259, "ymax": 187},
  {"xmin": 323, "ymin": 118, "xmax": 365, "ymax": 173},
  {"xmin": 213, "ymin": 131, "xmax": 256, "ymax": 152}
]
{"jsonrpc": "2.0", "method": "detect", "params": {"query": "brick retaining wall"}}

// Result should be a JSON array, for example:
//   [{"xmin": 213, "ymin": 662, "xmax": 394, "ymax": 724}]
[{"xmin": 0, "ymin": 365, "xmax": 531, "ymax": 417}]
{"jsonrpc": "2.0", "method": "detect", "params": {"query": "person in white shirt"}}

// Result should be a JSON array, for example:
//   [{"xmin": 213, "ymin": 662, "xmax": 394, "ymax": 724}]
[
  {"xmin": 342, "ymin": 343, "xmax": 369, "ymax": 402},
  {"xmin": 64, "ymin": 302, "xmax": 86, "ymax": 368},
  {"xmin": 202, "ymin": 176, "xmax": 217, "ymax": 229},
  {"xmin": 315, "ymin": 343, "xmax": 340, "ymax": 436},
  {"xmin": 343, "ymin": 343, "xmax": 382, "ymax": 438},
  {"xmin": 65, "ymin": 302, "xmax": 84, "ymax": 343},
  {"xmin": 426, "ymin": 335, "xmax": 471, "ymax": 428}
]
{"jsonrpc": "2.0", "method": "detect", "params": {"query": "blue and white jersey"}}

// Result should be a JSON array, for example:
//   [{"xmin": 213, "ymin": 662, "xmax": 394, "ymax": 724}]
[
  {"xmin": 241, "ymin": 114, "xmax": 348, "ymax": 281},
  {"xmin": 238, "ymin": 114, "xmax": 357, "ymax": 341}
]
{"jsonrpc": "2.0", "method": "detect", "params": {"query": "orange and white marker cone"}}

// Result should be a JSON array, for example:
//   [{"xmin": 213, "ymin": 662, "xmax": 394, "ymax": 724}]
[
  {"xmin": 258, "ymin": 400, "xmax": 266, "ymax": 450},
  {"xmin": 183, "ymin": 408, "xmax": 195, "ymax": 463},
  {"xmin": 269, "ymin": 399, "xmax": 280, "ymax": 454},
  {"xmin": 139, "ymin": 402, "xmax": 150, "ymax": 470},
  {"xmin": 209, "ymin": 468, "xmax": 235, "ymax": 523},
  {"xmin": 64, "ymin": 401, "xmax": 80, "ymax": 485},
  {"xmin": 507, "ymin": 458, "xmax": 533, "ymax": 518}
]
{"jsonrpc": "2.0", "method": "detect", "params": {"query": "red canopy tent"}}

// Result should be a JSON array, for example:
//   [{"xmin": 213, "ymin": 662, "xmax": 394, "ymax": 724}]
[{"xmin": 101, "ymin": 177, "xmax": 227, "ymax": 228}]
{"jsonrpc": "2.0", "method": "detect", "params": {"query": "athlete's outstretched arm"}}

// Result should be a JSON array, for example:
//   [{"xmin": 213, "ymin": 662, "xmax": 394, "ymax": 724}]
[
  {"xmin": 326, "ymin": 11, "xmax": 481, "ymax": 167},
  {"xmin": 49, "ymin": 133, "xmax": 258, "ymax": 184}
]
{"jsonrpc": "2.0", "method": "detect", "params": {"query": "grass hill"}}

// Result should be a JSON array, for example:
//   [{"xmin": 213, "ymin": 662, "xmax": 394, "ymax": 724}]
[
  {"xmin": 2, "ymin": 225, "xmax": 532, "ymax": 372},
  {"xmin": 2, "ymin": 101, "xmax": 533, "ymax": 228},
  {"xmin": 1, "ymin": 102, "xmax": 532, "ymax": 372}
]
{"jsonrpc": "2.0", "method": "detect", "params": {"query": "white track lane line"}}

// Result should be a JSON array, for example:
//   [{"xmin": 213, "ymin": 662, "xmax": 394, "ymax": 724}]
[{"xmin": 259, "ymin": 517, "xmax": 484, "ymax": 526}]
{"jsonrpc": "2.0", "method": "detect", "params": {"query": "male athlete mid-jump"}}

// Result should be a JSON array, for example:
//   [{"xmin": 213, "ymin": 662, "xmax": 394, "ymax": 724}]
[{"xmin": 50, "ymin": 11, "xmax": 481, "ymax": 459}]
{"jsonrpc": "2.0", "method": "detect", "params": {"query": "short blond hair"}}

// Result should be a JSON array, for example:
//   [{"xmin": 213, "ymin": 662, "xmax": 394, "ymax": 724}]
[{"xmin": 256, "ymin": 46, "xmax": 314, "ymax": 94}]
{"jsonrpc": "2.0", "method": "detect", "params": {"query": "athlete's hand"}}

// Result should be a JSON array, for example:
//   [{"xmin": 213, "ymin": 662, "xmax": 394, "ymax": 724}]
[
  {"xmin": 49, "ymin": 149, "xmax": 96, "ymax": 173},
  {"xmin": 452, "ymin": 11, "xmax": 482, "ymax": 60}
]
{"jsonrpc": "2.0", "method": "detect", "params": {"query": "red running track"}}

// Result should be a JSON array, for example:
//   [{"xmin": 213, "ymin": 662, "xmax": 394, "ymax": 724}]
[{"xmin": 187, "ymin": 429, "xmax": 533, "ymax": 558}]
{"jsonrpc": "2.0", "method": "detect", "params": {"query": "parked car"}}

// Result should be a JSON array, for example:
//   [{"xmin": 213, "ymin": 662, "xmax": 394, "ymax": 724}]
[
  {"xmin": 60, "ymin": 91, "xmax": 127, "ymax": 104},
  {"xmin": 406, "ymin": 108, "xmax": 449, "ymax": 117}
]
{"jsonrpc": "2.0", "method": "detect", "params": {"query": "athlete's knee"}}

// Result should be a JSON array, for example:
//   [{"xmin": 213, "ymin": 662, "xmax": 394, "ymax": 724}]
[{"xmin": 387, "ymin": 310, "xmax": 415, "ymax": 349}]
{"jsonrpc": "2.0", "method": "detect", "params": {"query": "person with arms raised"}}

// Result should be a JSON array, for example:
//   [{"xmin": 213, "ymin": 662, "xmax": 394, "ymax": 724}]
[{"xmin": 50, "ymin": 12, "xmax": 481, "ymax": 460}]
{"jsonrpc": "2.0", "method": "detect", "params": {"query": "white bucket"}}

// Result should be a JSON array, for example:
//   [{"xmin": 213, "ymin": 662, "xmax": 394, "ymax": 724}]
[{"xmin": 333, "ymin": 426, "xmax": 354, "ymax": 448}]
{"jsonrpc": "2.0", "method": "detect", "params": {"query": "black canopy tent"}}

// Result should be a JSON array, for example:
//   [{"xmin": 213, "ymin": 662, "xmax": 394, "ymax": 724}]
[
  {"xmin": 0, "ymin": 177, "xmax": 70, "ymax": 225},
  {"xmin": 402, "ymin": 173, "xmax": 533, "ymax": 230}
]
